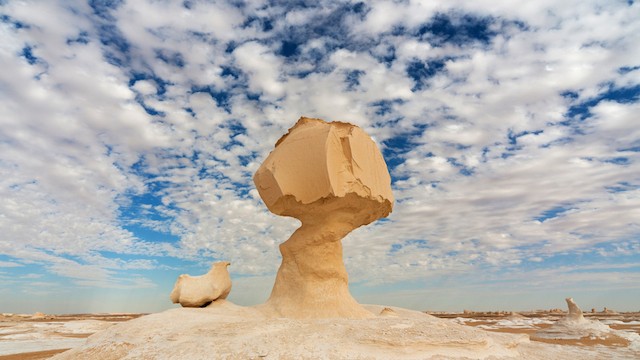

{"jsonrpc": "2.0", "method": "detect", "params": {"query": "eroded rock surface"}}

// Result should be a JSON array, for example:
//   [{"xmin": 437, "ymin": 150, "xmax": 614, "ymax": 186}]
[
  {"xmin": 535, "ymin": 297, "xmax": 614, "ymax": 341},
  {"xmin": 254, "ymin": 117, "xmax": 393, "ymax": 318},
  {"xmin": 565, "ymin": 297, "xmax": 585, "ymax": 323},
  {"xmin": 53, "ymin": 303, "xmax": 585, "ymax": 360},
  {"xmin": 170, "ymin": 261, "xmax": 231, "ymax": 307}
]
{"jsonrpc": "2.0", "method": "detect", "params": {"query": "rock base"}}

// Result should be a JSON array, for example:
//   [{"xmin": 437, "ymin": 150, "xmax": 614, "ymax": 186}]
[{"xmin": 51, "ymin": 301, "xmax": 603, "ymax": 360}]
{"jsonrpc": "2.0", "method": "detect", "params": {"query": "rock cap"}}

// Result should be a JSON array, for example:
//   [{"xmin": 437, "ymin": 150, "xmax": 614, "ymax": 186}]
[{"xmin": 254, "ymin": 117, "xmax": 393, "ymax": 224}]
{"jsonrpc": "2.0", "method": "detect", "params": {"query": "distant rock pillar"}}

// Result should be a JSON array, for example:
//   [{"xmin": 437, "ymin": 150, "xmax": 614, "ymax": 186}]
[{"xmin": 565, "ymin": 297, "xmax": 586, "ymax": 323}]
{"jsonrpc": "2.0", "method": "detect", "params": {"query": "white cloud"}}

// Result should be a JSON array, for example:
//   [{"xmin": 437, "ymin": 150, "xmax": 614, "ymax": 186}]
[
  {"xmin": 0, "ymin": 0, "xmax": 638, "ymax": 312},
  {"xmin": 233, "ymin": 41, "xmax": 285, "ymax": 99},
  {"xmin": 353, "ymin": 1, "xmax": 440, "ymax": 35},
  {"xmin": 0, "ymin": 261, "xmax": 23, "ymax": 268}
]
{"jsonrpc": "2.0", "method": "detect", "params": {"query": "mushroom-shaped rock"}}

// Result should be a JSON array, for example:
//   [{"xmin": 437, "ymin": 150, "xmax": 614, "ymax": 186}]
[
  {"xmin": 170, "ymin": 261, "xmax": 231, "ymax": 308},
  {"xmin": 565, "ymin": 297, "xmax": 586, "ymax": 323},
  {"xmin": 254, "ymin": 117, "xmax": 393, "ymax": 319}
]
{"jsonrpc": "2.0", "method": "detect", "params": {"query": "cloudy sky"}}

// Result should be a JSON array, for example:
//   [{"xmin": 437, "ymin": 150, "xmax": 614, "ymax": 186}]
[{"xmin": 1, "ymin": 0, "xmax": 639, "ymax": 314}]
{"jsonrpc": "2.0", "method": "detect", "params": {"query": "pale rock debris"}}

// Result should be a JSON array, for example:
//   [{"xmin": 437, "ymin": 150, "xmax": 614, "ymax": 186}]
[
  {"xmin": 379, "ymin": 307, "xmax": 399, "ymax": 317},
  {"xmin": 30, "ymin": 312, "xmax": 46, "ymax": 319}
]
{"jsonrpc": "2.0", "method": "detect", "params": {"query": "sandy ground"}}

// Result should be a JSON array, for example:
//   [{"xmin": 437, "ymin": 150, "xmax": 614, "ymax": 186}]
[
  {"xmin": 442, "ymin": 312, "xmax": 640, "ymax": 349},
  {"xmin": 0, "ymin": 349, "xmax": 67, "ymax": 360},
  {"xmin": 0, "ymin": 313, "xmax": 142, "ymax": 359},
  {"xmin": 2, "ymin": 308, "xmax": 639, "ymax": 359}
]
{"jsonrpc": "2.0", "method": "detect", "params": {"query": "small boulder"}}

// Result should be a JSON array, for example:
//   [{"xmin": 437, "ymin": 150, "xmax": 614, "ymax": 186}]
[
  {"xmin": 170, "ymin": 261, "xmax": 232, "ymax": 307},
  {"xmin": 30, "ymin": 312, "xmax": 46, "ymax": 319},
  {"xmin": 379, "ymin": 307, "xmax": 398, "ymax": 317},
  {"xmin": 508, "ymin": 312, "xmax": 527, "ymax": 319}
]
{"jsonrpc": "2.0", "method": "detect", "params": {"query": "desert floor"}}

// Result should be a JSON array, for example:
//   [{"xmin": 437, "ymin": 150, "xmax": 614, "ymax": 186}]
[
  {"xmin": 1, "ymin": 310, "xmax": 639, "ymax": 359},
  {"xmin": 430, "ymin": 311, "xmax": 640, "ymax": 348},
  {"xmin": 0, "ymin": 313, "xmax": 143, "ymax": 360}
]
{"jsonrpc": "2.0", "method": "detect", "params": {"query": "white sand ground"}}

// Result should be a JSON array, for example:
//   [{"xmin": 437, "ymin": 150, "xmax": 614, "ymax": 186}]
[
  {"xmin": 49, "ymin": 300, "xmax": 639, "ymax": 360},
  {"xmin": 0, "ymin": 319, "xmax": 115, "ymax": 356}
]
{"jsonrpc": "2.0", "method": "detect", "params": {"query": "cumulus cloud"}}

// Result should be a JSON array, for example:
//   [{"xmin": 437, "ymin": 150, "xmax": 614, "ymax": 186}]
[
  {"xmin": 0, "ymin": 0, "xmax": 638, "ymax": 311},
  {"xmin": 0, "ymin": 261, "xmax": 23, "ymax": 268}
]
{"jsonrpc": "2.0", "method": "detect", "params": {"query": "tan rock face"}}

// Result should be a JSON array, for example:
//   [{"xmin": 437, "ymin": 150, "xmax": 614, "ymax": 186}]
[
  {"xmin": 255, "ymin": 117, "xmax": 393, "ymax": 221},
  {"xmin": 254, "ymin": 117, "xmax": 393, "ymax": 318},
  {"xmin": 170, "ymin": 261, "xmax": 232, "ymax": 307}
]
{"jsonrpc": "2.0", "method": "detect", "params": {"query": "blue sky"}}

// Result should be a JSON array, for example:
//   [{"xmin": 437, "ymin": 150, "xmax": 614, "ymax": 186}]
[{"xmin": 1, "ymin": 0, "xmax": 639, "ymax": 314}]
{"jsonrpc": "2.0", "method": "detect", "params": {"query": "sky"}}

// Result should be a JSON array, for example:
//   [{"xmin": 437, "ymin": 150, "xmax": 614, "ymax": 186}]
[{"xmin": 0, "ymin": 0, "xmax": 639, "ymax": 314}]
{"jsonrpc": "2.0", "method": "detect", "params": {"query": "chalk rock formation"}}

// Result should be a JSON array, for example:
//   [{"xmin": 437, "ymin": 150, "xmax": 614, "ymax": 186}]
[
  {"xmin": 565, "ymin": 297, "xmax": 586, "ymax": 323},
  {"xmin": 535, "ymin": 297, "xmax": 614, "ymax": 341},
  {"xmin": 30, "ymin": 312, "xmax": 46, "ymax": 319},
  {"xmin": 254, "ymin": 117, "xmax": 393, "ymax": 318},
  {"xmin": 53, "ymin": 303, "xmax": 594, "ymax": 360},
  {"xmin": 508, "ymin": 312, "xmax": 527, "ymax": 320},
  {"xmin": 170, "ymin": 261, "xmax": 231, "ymax": 307}
]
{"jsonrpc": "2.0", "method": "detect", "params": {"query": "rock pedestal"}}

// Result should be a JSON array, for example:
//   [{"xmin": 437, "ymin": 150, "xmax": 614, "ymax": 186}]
[{"xmin": 254, "ymin": 117, "xmax": 393, "ymax": 318}]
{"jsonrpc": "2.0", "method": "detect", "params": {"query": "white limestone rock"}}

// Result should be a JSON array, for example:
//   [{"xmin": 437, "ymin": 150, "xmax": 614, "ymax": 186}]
[
  {"xmin": 565, "ymin": 297, "xmax": 586, "ymax": 323},
  {"xmin": 170, "ymin": 261, "xmax": 231, "ymax": 308}
]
